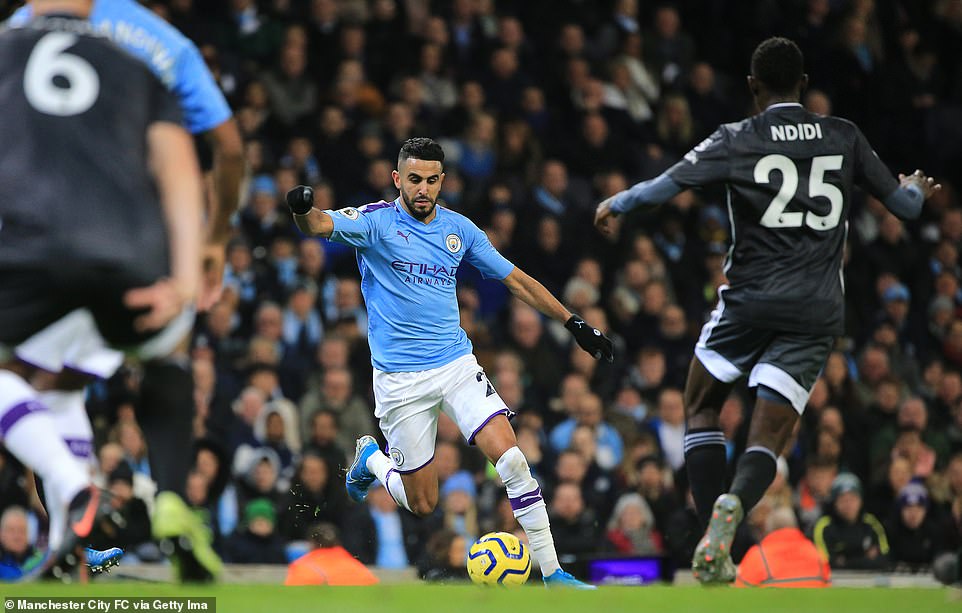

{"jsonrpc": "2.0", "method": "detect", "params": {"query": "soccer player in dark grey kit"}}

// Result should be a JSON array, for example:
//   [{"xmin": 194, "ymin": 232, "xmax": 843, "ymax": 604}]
[
  {"xmin": 8, "ymin": 0, "xmax": 244, "ymax": 580},
  {"xmin": 595, "ymin": 37, "xmax": 940, "ymax": 583},
  {"xmin": 0, "ymin": 0, "xmax": 203, "ymax": 575}
]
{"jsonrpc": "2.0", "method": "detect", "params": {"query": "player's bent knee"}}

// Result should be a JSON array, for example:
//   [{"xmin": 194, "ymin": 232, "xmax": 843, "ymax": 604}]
[{"xmin": 501, "ymin": 448, "xmax": 529, "ymax": 476}]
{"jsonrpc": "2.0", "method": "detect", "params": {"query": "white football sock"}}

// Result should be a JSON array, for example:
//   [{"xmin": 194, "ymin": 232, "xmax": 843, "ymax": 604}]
[
  {"xmin": 496, "ymin": 446, "xmax": 560, "ymax": 576},
  {"xmin": 43, "ymin": 390, "xmax": 95, "ymax": 463},
  {"xmin": 366, "ymin": 448, "xmax": 411, "ymax": 512},
  {"xmin": 0, "ymin": 372, "xmax": 89, "ymax": 537},
  {"xmin": 42, "ymin": 389, "xmax": 96, "ymax": 548}
]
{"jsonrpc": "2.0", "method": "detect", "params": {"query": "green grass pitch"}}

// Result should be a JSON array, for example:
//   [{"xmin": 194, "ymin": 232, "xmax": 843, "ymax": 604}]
[{"xmin": 2, "ymin": 583, "xmax": 960, "ymax": 613}]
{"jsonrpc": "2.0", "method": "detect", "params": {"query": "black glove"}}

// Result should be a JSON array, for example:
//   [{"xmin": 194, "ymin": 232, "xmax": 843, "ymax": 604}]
[
  {"xmin": 286, "ymin": 185, "xmax": 314, "ymax": 215},
  {"xmin": 565, "ymin": 315, "xmax": 614, "ymax": 362}
]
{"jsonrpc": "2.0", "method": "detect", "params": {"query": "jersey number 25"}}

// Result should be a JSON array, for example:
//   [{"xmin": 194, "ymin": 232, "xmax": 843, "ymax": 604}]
[{"xmin": 754, "ymin": 154, "xmax": 843, "ymax": 231}]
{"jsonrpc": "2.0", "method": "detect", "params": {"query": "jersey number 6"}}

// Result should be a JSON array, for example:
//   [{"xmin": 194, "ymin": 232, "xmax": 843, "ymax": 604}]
[
  {"xmin": 754, "ymin": 154, "xmax": 844, "ymax": 231},
  {"xmin": 24, "ymin": 32, "xmax": 100, "ymax": 117}
]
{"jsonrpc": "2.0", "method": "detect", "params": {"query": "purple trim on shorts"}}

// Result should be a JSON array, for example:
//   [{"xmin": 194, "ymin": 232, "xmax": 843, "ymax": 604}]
[
  {"xmin": 0, "ymin": 400, "xmax": 47, "ymax": 437},
  {"xmin": 509, "ymin": 486, "xmax": 543, "ymax": 512},
  {"xmin": 384, "ymin": 468, "xmax": 397, "ymax": 500},
  {"xmin": 13, "ymin": 355, "xmax": 55, "ymax": 374},
  {"xmin": 395, "ymin": 454, "xmax": 435, "ymax": 475},
  {"xmin": 14, "ymin": 354, "xmax": 104, "ymax": 380},
  {"xmin": 467, "ymin": 408, "xmax": 514, "ymax": 445},
  {"xmin": 63, "ymin": 438, "xmax": 93, "ymax": 459}
]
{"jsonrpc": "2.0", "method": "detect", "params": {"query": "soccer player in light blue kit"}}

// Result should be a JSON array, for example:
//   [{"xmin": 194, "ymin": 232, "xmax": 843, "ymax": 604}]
[
  {"xmin": 288, "ymin": 138, "xmax": 613, "ymax": 588},
  {"xmin": 8, "ymin": 0, "xmax": 242, "ymax": 580}
]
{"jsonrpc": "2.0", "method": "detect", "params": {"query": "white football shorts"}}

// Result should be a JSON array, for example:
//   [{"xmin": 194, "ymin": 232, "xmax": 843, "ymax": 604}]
[
  {"xmin": 14, "ymin": 306, "xmax": 194, "ymax": 378},
  {"xmin": 373, "ymin": 353, "xmax": 512, "ymax": 473}
]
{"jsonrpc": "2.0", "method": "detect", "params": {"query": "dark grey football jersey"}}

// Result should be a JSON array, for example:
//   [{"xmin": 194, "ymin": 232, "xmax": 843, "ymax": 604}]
[
  {"xmin": 0, "ymin": 16, "xmax": 182, "ymax": 281},
  {"xmin": 667, "ymin": 102, "xmax": 899, "ymax": 335}
]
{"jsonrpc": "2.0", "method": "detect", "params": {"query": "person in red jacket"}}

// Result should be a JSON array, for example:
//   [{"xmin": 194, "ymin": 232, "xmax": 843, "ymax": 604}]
[
  {"xmin": 735, "ymin": 507, "xmax": 830, "ymax": 588},
  {"xmin": 285, "ymin": 522, "xmax": 379, "ymax": 586}
]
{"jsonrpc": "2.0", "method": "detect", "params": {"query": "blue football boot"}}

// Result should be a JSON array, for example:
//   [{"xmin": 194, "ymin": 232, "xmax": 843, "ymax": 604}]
[
  {"xmin": 86, "ymin": 547, "xmax": 124, "ymax": 573},
  {"xmin": 543, "ymin": 569, "xmax": 597, "ymax": 589},
  {"xmin": 346, "ymin": 435, "xmax": 379, "ymax": 503}
]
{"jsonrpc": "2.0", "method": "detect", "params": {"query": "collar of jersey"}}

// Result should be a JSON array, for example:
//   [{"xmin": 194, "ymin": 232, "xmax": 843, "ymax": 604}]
[
  {"xmin": 396, "ymin": 197, "xmax": 443, "ymax": 227},
  {"xmin": 765, "ymin": 102, "xmax": 804, "ymax": 111}
]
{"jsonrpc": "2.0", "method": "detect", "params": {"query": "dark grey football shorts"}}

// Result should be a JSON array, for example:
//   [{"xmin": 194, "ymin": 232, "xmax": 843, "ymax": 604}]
[{"xmin": 694, "ymin": 297, "xmax": 833, "ymax": 414}]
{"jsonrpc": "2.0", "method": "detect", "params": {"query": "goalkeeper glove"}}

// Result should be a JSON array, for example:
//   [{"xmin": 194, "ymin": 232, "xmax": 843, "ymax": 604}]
[{"xmin": 565, "ymin": 315, "xmax": 614, "ymax": 362}]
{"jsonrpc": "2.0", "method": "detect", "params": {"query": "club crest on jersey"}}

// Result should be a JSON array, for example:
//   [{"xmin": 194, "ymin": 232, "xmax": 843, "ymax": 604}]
[
  {"xmin": 337, "ymin": 207, "xmax": 359, "ymax": 220},
  {"xmin": 390, "ymin": 448, "xmax": 404, "ymax": 467},
  {"xmin": 445, "ymin": 233, "xmax": 462, "ymax": 253}
]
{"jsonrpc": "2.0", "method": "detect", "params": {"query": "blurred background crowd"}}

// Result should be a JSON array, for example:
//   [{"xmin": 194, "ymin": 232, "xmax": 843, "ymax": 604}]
[{"xmin": 3, "ymin": 0, "xmax": 962, "ymax": 581}]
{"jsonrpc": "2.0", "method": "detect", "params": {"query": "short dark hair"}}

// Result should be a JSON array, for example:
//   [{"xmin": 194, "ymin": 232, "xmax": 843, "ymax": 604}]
[
  {"xmin": 308, "ymin": 522, "xmax": 340, "ymax": 548},
  {"xmin": 311, "ymin": 408, "xmax": 340, "ymax": 429},
  {"xmin": 750, "ymin": 37, "xmax": 804, "ymax": 96},
  {"xmin": 398, "ymin": 137, "xmax": 444, "ymax": 168}
]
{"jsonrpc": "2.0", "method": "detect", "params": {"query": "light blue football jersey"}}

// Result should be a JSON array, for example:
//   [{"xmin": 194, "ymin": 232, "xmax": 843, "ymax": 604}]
[
  {"xmin": 9, "ymin": 0, "xmax": 231, "ymax": 134},
  {"xmin": 326, "ymin": 199, "xmax": 515, "ymax": 372}
]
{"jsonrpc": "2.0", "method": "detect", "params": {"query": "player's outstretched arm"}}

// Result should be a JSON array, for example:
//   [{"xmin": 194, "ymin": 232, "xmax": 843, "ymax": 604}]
[
  {"xmin": 501, "ymin": 268, "xmax": 614, "ymax": 362},
  {"xmin": 855, "ymin": 126, "xmax": 940, "ymax": 220},
  {"xmin": 286, "ymin": 185, "xmax": 334, "ymax": 238},
  {"xmin": 594, "ymin": 174, "xmax": 682, "ymax": 236},
  {"xmin": 882, "ymin": 169, "xmax": 942, "ymax": 220}
]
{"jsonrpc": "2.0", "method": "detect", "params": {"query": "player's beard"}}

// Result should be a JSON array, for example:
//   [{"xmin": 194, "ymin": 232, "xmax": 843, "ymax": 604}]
[{"xmin": 402, "ymin": 192, "xmax": 437, "ymax": 221}]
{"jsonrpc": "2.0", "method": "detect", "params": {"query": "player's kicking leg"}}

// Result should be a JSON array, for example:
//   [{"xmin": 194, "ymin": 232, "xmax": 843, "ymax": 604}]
[
  {"xmin": 346, "ymin": 435, "xmax": 435, "ymax": 515},
  {"xmin": 473, "ymin": 415, "xmax": 595, "ymax": 589}
]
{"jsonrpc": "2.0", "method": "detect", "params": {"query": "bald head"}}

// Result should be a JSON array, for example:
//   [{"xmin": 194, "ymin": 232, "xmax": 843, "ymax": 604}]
[
  {"xmin": 765, "ymin": 506, "xmax": 798, "ymax": 534},
  {"xmin": 0, "ymin": 506, "xmax": 29, "ymax": 556}
]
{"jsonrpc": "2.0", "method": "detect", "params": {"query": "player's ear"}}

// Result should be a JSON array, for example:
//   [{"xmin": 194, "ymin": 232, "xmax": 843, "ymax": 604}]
[
  {"xmin": 799, "ymin": 73, "xmax": 810, "ymax": 95},
  {"xmin": 747, "ymin": 75, "xmax": 758, "ymax": 98},
  {"xmin": 392, "ymin": 169, "xmax": 401, "ymax": 189}
]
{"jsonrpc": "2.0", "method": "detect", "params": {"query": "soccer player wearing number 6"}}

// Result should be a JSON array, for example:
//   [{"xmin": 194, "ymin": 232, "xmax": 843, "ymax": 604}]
[
  {"xmin": 287, "ymin": 138, "xmax": 612, "ymax": 588},
  {"xmin": 0, "ymin": 0, "xmax": 203, "ymax": 577},
  {"xmin": 594, "ymin": 37, "xmax": 941, "ymax": 584},
  {"xmin": 9, "ymin": 0, "xmax": 244, "ymax": 581}
]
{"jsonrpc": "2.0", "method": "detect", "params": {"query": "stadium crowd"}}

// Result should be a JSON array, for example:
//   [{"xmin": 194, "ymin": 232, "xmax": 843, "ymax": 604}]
[{"xmin": 3, "ymin": 0, "xmax": 962, "ymax": 581}]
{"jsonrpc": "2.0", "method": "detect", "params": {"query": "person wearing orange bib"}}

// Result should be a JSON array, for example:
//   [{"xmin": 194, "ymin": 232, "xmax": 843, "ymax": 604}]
[
  {"xmin": 285, "ymin": 523, "xmax": 379, "ymax": 586},
  {"xmin": 735, "ymin": 507, "xmax": 830, "ymax": 588}
]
